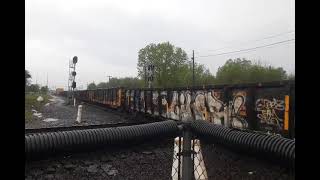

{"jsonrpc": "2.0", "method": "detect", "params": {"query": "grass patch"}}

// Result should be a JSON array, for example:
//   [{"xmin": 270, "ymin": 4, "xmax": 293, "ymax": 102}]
[{"xmin": 25, "ymin": 93, "xmax": 52, "ymax": 122}]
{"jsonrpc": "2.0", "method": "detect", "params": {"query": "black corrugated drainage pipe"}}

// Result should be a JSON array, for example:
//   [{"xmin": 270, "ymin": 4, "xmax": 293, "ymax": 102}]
[
  {"xmin": 26, "ymin": 120, "xmax": 179, "ymax": 159},
  {"xmin": 190, "ymin": 120, "xmax": 295, "ymax": 166}
]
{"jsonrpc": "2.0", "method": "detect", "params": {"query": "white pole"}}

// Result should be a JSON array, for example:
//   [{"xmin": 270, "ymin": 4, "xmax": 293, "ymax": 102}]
[
  {"xmin": 74, "ymin": 98, "xmax": 76, "ymax": 107},
  {"xmin": 76, "ymin": 105, "xmax": 83, "ymax": 123}
]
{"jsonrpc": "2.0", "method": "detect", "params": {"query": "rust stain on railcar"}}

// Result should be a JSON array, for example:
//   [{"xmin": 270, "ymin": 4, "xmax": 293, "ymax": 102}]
[{"xmin": 284, "ymin": 95, "xmax": 289, "ymax": 131}]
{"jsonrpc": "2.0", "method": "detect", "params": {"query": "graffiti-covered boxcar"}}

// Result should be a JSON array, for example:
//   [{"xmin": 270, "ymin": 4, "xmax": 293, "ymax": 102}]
[
  {"xmin": 74, "ymin": 87, "xmax": 124, "ymax": 109},
  {"xmin": 68, "ymin": 81, "xmax": 295, "ymax": 138}
]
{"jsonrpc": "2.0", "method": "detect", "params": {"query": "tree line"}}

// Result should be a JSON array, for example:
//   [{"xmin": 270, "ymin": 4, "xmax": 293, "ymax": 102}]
[
  {"xmin": 87, "ymin": 42, "xmax": 294, "ymax": 90},
  {"xmin": 25, "ymin": 70, "xmax": 49, "ymax": 93}
]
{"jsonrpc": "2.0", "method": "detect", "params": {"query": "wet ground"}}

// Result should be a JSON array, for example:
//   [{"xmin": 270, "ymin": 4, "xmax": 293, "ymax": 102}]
[
  {"xmin": 25, "ymin": 95, "xmax": 294, "ymax": 180},
  {"xmin": 25, "ymin": 95, "xmax": 136, "ymax": 129},
  {"xmin": 200, "ymin": 143, "xmax": 294, "ymax": 179},
  {"xmin": 25, "ymin": 139, "xmax": 174, "ymax": 180},
  {"xmin": 25, "ymin": 138, "xmax": 294, "ymax": 180}
]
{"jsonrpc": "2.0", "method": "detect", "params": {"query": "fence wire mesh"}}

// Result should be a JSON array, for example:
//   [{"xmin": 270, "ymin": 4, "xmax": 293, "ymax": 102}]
[
  {"xmin": 171, "ymin": 136, "xmax": 208, "ymax": 180},
  {"xmin": 192, "ymin": 139, "xmax": 208, "ymax": 180},
  {"xmin": 171, "ymin": 136, "xmax": 182, "ymax": 180}
]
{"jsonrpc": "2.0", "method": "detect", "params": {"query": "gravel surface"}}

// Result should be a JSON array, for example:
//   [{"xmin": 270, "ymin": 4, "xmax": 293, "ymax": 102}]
[
  {"xmin": 200, "ymin": 142, "xmax": 295, "ymax": 179},
  {"xmin": 25, "ymin": 138, "xmax": 295, "ymax": 180},
  {"xmin": 25, "ymin": 95, "xmax": 138, "ymax": 129},
  {"xmin": 25, "ymin": 139, "xmax": 174, "ymax": 180},
  {"xmin": 25, "ymin": 95, "xmax": 295, "ymax": 180}
]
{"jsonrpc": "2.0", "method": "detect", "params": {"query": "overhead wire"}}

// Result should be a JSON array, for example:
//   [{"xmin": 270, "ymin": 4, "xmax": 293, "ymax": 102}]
[
  {"xmin": 195, "ymin": 38, "xmax": 295, "ymax": 58},
  {"xmin": 194, "ymin": 30, "xmax": 295, "ymax": 55}
]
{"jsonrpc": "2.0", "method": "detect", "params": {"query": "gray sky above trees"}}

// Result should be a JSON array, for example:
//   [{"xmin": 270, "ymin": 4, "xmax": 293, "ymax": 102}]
[{"xmin": 26, "ymin": 0, "xmax": 295, "ymax": 90}]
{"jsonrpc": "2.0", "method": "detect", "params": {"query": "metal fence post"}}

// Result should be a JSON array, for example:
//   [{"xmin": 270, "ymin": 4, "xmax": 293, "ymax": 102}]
[
  {"xmin": 178, "ymin": 136, "xmax": 182, "ymax": 180},
  {"xmin": 182, "ymin": 121, "xmax": 193, "ymax": 180}
]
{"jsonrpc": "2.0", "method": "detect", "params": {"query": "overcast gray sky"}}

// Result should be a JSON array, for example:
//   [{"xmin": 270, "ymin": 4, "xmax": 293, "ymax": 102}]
[{"xmin": 26, "ymin": 0, "xmax": 295, "ymax": 90}]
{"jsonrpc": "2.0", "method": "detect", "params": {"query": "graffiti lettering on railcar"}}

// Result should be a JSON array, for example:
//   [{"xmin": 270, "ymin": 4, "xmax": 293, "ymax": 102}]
[
  {"xmin": 230, "ymin": 91, "xmax": 248, "ymax": 129},
  {"xmin": 71, "ymin": 80, "xmax": 294, "ymax": 138},
  {"xmin": 130, "ymin": 90, "xmax": 135, "ymax": 110},
  {"xmin": 117, "ymin": 89, "xmax": 122, "ymax": 107},
  {"xmin": 126, "ymin": 90, "xmax": 130, "ymax": 108},
  {"xmin": 140, "ymin": 91, "xmax": 145, "ymax": 112},
  {"xmin": 256, "ymin": 98, "xmax": 285, "ymax": 131},
  {"xmin": 205, "ymin": 90, "xmax": 226, "ymax": 125},
  {"xmin": 193, "ymin": 91, "xmax": 207, "ymax": 120},
  {"xmin": 152, "ymin": 91, "xmax": 159, "ymax": 115},
  {"xmin": 168, "ymin": 91, "xmax": 179, "ymax": 120},
  {"xmin": 146, "ymin": 91, "xmax": 152, "ymax": 114},
  {"xmin": 160, "ymin": 91, "xmax": 168, "ymax": 118},
  {"xmin": 135, "ymin": 90, "xmax": 140, "ymax": 111},
  {"xmin": 179, "ymin": 91, "xmax": 192, "ymax": 121}
]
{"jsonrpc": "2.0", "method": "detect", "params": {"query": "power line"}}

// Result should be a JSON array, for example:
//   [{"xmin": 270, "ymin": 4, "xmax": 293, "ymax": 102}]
[
  {"xmin": 196, "ymin": 38, "xmax": 295, "ymax": 58},
  {"xmin": 195, "ymin": 30, "xmax": 295, "ymax": 55}
]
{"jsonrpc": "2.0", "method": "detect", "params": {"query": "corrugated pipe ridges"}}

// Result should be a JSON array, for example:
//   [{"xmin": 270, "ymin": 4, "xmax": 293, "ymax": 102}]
[
  {"xmin": 26, "ymin": 120, "xmax": 179, "ymax": 157},
  {"xmin": 190, "ymin": 120, "xmax": 295, "ymax": 164}
]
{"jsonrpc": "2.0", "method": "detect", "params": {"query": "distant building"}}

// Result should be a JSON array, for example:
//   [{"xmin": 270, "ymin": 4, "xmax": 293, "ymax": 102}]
[{"xmin": 56, "ymin": 88, "xmax": 64, "ymax": 95}]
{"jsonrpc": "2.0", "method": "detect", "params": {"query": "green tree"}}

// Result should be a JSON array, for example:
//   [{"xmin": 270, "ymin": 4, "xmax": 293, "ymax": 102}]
[
  {"xmin": 215, "ymin": 58, "xmax": 288, "ymax": 84},
  {"xmin": 137, "ymin": 42, "xmax": 188, "ymax": 88},
  {"xmin": 26, "ymin": 84, "xmax": 40, "ymax": 92},
  {"xmin": 25, "ymin": 70, "xmax": 32, "ymax": 86},
  {"xmin": 87, "ymin": 82, "xmax": 97, "ymax": 90},
  {"xmin": 174, "ymin": 62, "xmax": 215, "ymax": 87},
  {"xmin": 137, "ymin": 42, "xmax": 214, "ymax": 88},
  {"xmin": 97, "ymin": 82, "xmax": 108, "ymax": 89},
  {"xmin": 99, "ymin": 77, "xmax": 144, "ymax": 88},
  {"xmin": 40, "ymin": 86, "xmax": 49, "ymax": 94}
]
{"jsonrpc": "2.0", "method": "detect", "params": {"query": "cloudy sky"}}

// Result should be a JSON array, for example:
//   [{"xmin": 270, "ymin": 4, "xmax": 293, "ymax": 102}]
[{"xmin": 26, "ymin": 0, "xmax": 295, "ymax": 90}]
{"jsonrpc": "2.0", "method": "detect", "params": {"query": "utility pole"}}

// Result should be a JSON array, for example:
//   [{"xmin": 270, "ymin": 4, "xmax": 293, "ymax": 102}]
[
  {"xmin": 146, "ymin": 63, "xmax": 154, "ymax": 88},
  {"xmin": 192, "ymin": 50, "xmax": 195, "ymax": 87},
  {"xmin": 68, "ymin": 60, "xmax": 70, "ymax": 97},
  {"xmin": 106, "ymin": 75, "xmax": 112, "ymax": 88},
  {"xmin": 106, "ymin": 75, "xmax": 112, "ymax": 82},
  {"xmin": 144, "ymin": 66, "xmax": 147, "ymax": 88}
]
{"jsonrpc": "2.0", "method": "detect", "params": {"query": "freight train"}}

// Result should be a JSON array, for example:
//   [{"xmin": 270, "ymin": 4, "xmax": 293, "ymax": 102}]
[{"xmin": 61, "ymin": 80, "xmax": 295, "ymax": 139}]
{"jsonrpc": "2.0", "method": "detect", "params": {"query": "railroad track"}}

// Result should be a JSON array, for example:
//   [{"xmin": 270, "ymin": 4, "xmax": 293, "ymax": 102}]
[
  {"xmin": 25, "ymin": 99, "xmax": 173, "ymax": 135},
  {"xmin": 25, "ymin": 120, "xmax": 163, "ymax": 134}
]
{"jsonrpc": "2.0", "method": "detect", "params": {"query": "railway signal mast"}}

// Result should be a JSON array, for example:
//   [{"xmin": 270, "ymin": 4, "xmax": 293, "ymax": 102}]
[
  {"xmin": 68, "ymin": 56, "xmax": 78, "ymax": 104},
  {"xmin": 106, "ymin": 75, "xmax": 112, "ymax": 87},
  {"xmin": 146, "ymin": 63, "xmax": 155, "ymax": 88}
]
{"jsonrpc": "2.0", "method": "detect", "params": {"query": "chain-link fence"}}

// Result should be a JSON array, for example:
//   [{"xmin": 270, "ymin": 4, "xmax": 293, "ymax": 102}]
[
  {"xmin": 171, "ymin": 136, "xmax": 208, "ymax": 180},
  {"xmin": 172, "ymin": 137, "xmax": 182, "ymax": 180},
  {"xmin": 192, "ymin": 139, "xmax": 208, "ymax": 180}
]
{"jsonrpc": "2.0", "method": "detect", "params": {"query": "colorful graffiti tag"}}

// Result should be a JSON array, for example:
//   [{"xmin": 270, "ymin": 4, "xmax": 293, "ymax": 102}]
[
  {"xmin": 160, "ymin": 91, "xmax": 168, "ymax": 118},
  {"xmin": 205, "ymin": 90, "xmax": 226, "ymax": 125},
  {"xmin": 256, "ymin": 98, "xmax": 285, "ymax": 131},
  {"xmin": 130, "ymin": 90, "xmax": 134, "ymax": 110},
  {"xmin": 76, "ymin": 81, "xmax": 293, "ymax": 137},
  {"xmin": 123, "ymin": 85, "xmax": 291, "ymax": 137},
  {"xmin": 135, "ymin": 90, "xmax": 140, "ymax": 111},
  {"xmin": 179, "ymin": 91, "xmax": 192, "ymax": 121},
  {"xmin": 140, "ymin": 91, "xmax": 145, "ymax": 112},
  {"xmin": 230, "ymin": 91, "xmax": 248, "ymax": 129},
  {"xmin": 193, "ymin": 91, "xmax": 207, "ymax": 121},
  {"xmin": 153, "ymin": 91, "xmax": 159, "ymax": 115},
  {"xmin": 168, "ymin": 91, "xmax": 180, "ymax": 120}
]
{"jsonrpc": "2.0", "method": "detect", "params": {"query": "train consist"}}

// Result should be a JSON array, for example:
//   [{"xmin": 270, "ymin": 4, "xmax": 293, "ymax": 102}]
[{"xmin": 63, "ymin": 80, "xmax": 295, "ymax": 139}]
